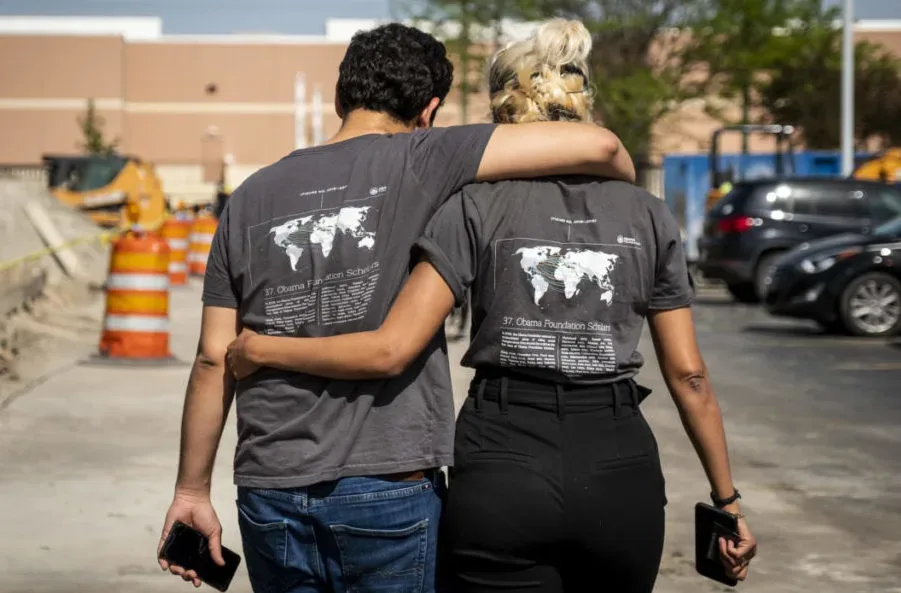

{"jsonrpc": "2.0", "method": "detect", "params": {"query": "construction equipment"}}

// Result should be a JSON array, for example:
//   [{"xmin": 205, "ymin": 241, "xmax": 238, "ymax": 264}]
[
  {"xmin": 43, "ymin": 153, "xmax": 168, "ymax": 231},
  {"xmin": 852, "ymin": 148, "xmax": 901, "ymax": 183},
  {"xmin": 705, "ymin": 124, "xmax": 797, "ymax": 212}
]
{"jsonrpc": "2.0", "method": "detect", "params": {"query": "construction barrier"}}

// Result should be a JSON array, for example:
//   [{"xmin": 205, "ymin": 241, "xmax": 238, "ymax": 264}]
[
  {"xmin": 159, "ymin": 217, "xmax": 191, "ymax": 286},
  {"xmin": 188, "ymin": 213, "xmax": 217, "ymax": 277},
  {"xmin": 97, "ymin": 231, "xmax": 173, "ymax": 360}
]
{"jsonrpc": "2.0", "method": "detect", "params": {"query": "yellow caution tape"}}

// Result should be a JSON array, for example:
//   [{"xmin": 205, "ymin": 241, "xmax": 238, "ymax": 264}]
[
  {"xmin": 0, "ymin": 225, "xmax": 127, "ymax": 273},
  {"xmin": 0, "ymin": 206, "xmax": 176, "ymax": 273}
]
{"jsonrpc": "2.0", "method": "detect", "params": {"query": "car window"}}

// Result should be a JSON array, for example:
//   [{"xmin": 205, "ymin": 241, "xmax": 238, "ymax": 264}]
[
  {"xmin": 792, "ymin": 184, "xmax": 867, "ymax": 218},
  {"xmin": 748, "ymin": 183, "xmax": 788, "ymax": 213},
  {"xmin": 874, "ymin": 215, "xmax": 901, "ymax": 239},
  {"xmin": 865, "ymin": 186, "xmax": 901, "ymax": 221},
  {"xmin": 709, "ymin": 182, "xmax": 757, "ymax": 215},
  {"xmin": 818, "ymin": 186, "xmax": 867, "ymax": 217},
  {"xmin": 786, "ymin": 185, "xmax": 816, "ymax": 215}
]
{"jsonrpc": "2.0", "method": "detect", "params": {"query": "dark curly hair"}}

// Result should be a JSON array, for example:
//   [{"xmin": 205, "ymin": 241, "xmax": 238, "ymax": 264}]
[{"xmin": 336, "ymin": 23, "xmax": 454, "ymax": 125}]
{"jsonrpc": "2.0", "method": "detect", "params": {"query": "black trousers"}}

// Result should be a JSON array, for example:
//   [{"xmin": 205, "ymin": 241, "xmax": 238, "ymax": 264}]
[{"xmin": 440, "ymin": 371, "xmax": 667, "ymax": 593}]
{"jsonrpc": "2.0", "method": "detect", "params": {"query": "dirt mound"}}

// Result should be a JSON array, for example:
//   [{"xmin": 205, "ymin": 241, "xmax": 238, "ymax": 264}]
[
  {"xmin": 0, "ymin": 179, "xmax": 111, "ymax": 393},
  {"xmin": 0, "ymin": 179, "xmax": 111, "ymax": 286}
]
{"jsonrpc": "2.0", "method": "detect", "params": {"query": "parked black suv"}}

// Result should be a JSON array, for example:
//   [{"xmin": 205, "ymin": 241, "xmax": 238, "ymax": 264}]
[{"xmin": 696, "ymin": 178, "xmax": 901, "ymax": 302}]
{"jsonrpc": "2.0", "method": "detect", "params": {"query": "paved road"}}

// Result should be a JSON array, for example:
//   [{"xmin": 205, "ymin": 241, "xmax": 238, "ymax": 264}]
[
  {"xmin": 635, "ymin": 288, "xmax": 901, "ymax": 592},
  {"xmin": 0, "ymin": 284, "xmax": 899, "ymax": 592}
]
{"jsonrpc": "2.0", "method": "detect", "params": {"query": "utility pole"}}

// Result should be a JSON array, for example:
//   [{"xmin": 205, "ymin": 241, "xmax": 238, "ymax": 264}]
[
  {"xmin": 840, "ymin": 0, "xmax": 854, "ymax": 176},
  {"xmin": 459, "ymin": 6, "xmax": 472, "ymax": 125},
  {"xmin": 294, "ymin": 72, "xmax": 307, "ymax": 150},
  {"xmin": 740, "ymin": 5, "xmax": 750, "ymax": 156}
]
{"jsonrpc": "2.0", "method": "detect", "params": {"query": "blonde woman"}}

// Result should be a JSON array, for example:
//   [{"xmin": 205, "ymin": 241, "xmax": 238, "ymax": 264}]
[{"xmin": 227, "ymin": 19, "xmax": 757, "ymax": 593}]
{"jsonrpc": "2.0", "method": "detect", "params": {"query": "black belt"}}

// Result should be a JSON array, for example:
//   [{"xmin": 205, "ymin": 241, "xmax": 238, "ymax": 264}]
[{"xmin": 469, "ymin": 369, "xmax": 651, "ymax": 420}]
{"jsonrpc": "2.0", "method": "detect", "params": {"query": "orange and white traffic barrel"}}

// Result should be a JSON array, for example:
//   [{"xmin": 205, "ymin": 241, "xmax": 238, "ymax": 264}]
[
  {"xmin": 188, "ymin": 212, "xmax": 218, "ymax": 277},
  {"xmin": 160, "ymin": 217, "xmax": 191, "ymax": 286},
  {"xmin": 97, "ymin": 231, "xmax": 172, "ymax": 360}
]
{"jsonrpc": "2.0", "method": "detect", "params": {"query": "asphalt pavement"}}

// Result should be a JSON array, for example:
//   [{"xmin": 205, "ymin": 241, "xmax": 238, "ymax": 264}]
[{"xmin": 0, "ymin": 282, "xmax": 899, "ymax": 592}]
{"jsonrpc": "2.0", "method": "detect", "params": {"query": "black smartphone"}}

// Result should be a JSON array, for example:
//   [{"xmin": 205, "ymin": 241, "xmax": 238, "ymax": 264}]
[
  {"xmin": 695, "ymin": 502, "xmax": 740, "ymax": 587},
  {"xmin": 159, "ymin": 521, "xmax": 242, "ymax": 592}
]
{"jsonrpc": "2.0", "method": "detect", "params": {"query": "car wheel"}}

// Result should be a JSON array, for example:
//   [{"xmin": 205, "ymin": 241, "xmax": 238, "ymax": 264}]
[
  {"xmin": 754, "ymin": 252, "xmax": 784, "ymax": 301},
  {"xmin": 839, "ymin": 272, "xmax": 901, "ymax": 337},
  {"xmin": 726, "ymin": 283, "xmax": 759, "ymax": 303}
]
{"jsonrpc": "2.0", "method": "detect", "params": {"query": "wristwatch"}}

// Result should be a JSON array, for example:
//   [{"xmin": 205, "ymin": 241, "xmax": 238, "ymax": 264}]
[{"xmin": 711, "ymin": 488, "xmax": 741, "ymax": 508}]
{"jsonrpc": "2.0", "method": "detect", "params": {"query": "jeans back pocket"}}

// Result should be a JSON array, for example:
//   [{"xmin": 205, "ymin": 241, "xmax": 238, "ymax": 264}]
[
  {"xmin": 237, "ymin": 500, "xmax": 290, "ymax": 592},
  {"xmin": 330, "ymin": 519, "xmax": 429, "ymax": 592}
]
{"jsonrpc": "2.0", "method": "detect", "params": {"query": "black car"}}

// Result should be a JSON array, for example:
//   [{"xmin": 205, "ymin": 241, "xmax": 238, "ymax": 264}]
[
  {"xmin": 696, "ymin": 178, "xmax": 901, "ymax": 302},
  {"xmin": 764, "ymin": 215, "xmax": 901, "ymax": 337}
]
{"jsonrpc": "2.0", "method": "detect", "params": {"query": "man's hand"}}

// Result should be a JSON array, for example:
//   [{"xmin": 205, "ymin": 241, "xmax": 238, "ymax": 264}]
[
  {"xmin": 158, "ymin": 491, "xmax": 226, "ymax": 588},
  {"xmin": 226, "ymin": 328, "xmax": 261, "ymax": 380},
  {"xmin": 718, "ymin": 516, "xmax": 757, "ymax": 581}
]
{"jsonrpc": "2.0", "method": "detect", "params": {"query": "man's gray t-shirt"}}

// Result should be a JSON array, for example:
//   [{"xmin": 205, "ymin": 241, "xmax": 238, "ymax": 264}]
[
  {"xmin": 415, "ymin": 177, "xmax": 694, "ymax": 385},
  {"xmin": 202, "ymin": 125, "xmax": 496, "ymax": 488}
]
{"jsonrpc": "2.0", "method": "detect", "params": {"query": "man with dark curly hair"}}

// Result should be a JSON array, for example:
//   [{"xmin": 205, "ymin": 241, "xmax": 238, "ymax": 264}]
[{"xmin": 159, "ymin": 22, "xmax": 636, "ymax": 593}]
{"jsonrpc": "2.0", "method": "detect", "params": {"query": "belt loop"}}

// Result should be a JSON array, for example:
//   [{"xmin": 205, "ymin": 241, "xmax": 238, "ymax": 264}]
[
  {"xmin": 554, "ymin": 384, "xmax": 565, "ymax": 421},
  {"xmin": 475, "ymin": 379, "xmax": 486, "ymax": 412},
  {"xmin": 612, "ymin": 382, "xmax": 622, "ymax": 418},
  {"xmin": 499, "ymin": 376, "xmax": 509, "ymax": 415},
  {"xmin": 628, "ymin": 380, "xmax": 639, "ymax": 414}
]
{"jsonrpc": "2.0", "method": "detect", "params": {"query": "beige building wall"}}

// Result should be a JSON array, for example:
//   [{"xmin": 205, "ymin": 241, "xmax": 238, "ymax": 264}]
[
  {"xmin": 0, "ymin": 26, "xmax": 900, "ymax": 197},
  {"xmin": 0, "ymin": 35, "xmax": 125, "ymax": 163}
]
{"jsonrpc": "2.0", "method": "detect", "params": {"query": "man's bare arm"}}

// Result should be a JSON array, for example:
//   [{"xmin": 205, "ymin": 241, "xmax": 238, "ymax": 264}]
[
  {"xmin": 476, "ymin": 122, "xmax": 636, "ymax": 183},
  {"xmin": 159, "ymin": 306, "xmax": 239, "ymax": 584},
  {"xmin": 175, "ymin": 306, "xmax": 239, "ymax": 495}
]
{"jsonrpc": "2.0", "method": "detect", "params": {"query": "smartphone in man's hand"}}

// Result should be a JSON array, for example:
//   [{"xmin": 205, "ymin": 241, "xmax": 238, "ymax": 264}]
[{"xmin": 159, "ymin": 520, "xmax": 242, "ymax": 591}]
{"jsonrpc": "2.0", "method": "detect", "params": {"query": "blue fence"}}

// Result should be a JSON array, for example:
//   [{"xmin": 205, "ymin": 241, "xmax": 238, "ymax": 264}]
[{"xmin": 662, "ymin": 150, "xmax": 874, "ymax": 261}]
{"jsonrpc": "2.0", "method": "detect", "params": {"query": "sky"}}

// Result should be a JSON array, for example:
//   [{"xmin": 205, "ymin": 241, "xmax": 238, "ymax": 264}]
[{"xmin": 0, "ymin": 0, "xmax": 897, "ymax": 35}]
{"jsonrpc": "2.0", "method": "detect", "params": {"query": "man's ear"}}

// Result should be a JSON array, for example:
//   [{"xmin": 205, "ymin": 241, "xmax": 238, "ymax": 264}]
[{"xmin": 416, "ymin": 97, "xmax": 441, "ymax": 128}]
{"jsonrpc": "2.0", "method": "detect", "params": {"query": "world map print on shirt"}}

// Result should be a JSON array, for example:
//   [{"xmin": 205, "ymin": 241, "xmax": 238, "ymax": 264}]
[
  {"xmin": 246, "ymin": 201, "xmax": 383, "ymax": 334},
  {"xmin": 269, "ymin": 206, "xmax": 376, "ymax": 271},
  {"xmin": 486, "ymin": 237, "xmax": 637, "ymax": 379},
  {"xmin": 515, "ymin": 245, "xmax": 619, "ymax": 306}
]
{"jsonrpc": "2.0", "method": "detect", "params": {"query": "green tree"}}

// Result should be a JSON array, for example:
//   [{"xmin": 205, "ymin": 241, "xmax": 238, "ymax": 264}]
[
  {"xmin": 524, "ymin": 0, "xmax": 710, "ymax": 167},
  {"xmin": 77, "ymin": 98, "xmax": 118, "ymax": 155},
  {"xmin": 398, "ymin": 0, "xmax": 727, "ymax": 166},
  {"xmin": 758, "ymin": 33, "xmax": 901, "ymax": 150},
  {"xmin": 398, "ymin": 0, "xmax": 501, "ymax": 123},
  {"xmin": 683, "ymin": 0, "xmax": 830, "ymax": 151}
]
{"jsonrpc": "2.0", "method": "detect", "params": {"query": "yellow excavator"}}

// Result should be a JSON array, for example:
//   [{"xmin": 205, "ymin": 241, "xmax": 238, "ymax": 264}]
[
  {"xmin": 43, "ymin": 154, "xmax": 168, "ymax": 230},
  {"xmin": 852, "ymin": 148, "xmax": 901, "ymax": 183}
]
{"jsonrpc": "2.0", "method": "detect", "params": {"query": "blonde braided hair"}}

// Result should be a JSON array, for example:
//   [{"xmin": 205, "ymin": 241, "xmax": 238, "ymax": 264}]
[{"xmin": 488, "ymin": 18, "xmax": 593, "ymax": 124}]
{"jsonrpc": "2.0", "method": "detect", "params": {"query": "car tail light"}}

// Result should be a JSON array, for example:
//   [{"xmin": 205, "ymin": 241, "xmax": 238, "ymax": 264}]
[{"xmin": 717, "ymin": 215, "xmax": 755, "ymax": 234}]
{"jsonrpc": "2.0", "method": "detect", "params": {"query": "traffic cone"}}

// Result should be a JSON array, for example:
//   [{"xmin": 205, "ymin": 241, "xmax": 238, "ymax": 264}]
[
  {"xmin": 84, "ymin": 203, "xmax": 182, "ymax": 366},
  {"xmin": 188, "ymin": 210, "xmax": 218, "ymax": 277},
  {"xmin": 160, "ymin": 216, "xmax": 191, "ymax": 287}
]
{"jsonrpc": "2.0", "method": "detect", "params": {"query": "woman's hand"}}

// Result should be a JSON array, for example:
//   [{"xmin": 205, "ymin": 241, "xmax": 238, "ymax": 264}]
[
  {"xmin": 226, "ymin": 328, "xmax": 261, "ymax": 380},
  {"xmin": 719, "ymin": 515, "xmax": 757, "ymax": 581}
]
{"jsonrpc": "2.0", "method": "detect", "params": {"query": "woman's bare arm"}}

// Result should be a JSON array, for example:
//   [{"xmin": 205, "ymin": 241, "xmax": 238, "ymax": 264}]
[
  {"xmin": 647, "ymin": 306, "xmax": 737, "ymax": 507},
  {"xmin": 230, "ymin": 262, "xmax": 456, "ymax": 380},
  {"xmin": 648, "ymin": 305, "xmax": 758, "ymax": 580}
]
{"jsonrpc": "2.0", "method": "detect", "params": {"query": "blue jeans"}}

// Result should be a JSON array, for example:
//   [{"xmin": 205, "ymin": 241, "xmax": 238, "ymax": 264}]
[{"xmin": 236, "ymin": 471, "xmax": 445, "ymax": 593}]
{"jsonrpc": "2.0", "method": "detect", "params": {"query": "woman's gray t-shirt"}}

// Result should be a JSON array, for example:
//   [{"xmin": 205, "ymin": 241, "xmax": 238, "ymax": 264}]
[{"xmin": 415, "ymin": 176, "xmax": 694, "ymax": 385}]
